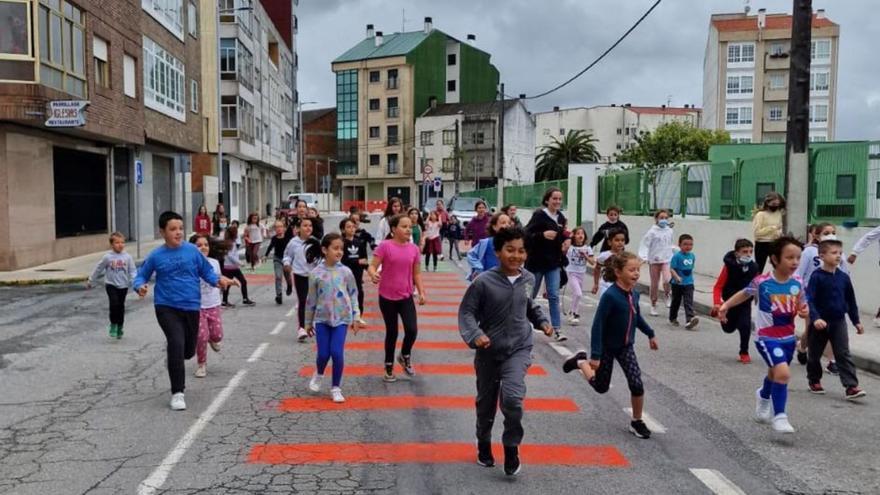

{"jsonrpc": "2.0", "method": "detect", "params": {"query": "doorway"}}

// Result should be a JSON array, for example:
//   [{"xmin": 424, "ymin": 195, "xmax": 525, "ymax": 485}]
[{"xmin": 113, "ymin": 148, "xmax": 132, "ymax": 239}]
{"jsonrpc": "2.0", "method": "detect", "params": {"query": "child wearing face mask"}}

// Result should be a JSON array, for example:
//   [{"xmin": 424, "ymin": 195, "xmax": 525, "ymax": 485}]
[
  {"xmin": 638, "ymin": 209, "xmax": 675, "ymax": 316},
  {"xmin": 712, "ymin": 239, "xmax": 759, "ymax": 363}
]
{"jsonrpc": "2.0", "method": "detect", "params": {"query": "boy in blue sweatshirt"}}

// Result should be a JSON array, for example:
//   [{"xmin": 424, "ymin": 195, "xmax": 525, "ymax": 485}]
[
  {"xmin": 134, "ymin": 211, "xmax": 234, "ymax": 411},
  {"xmin": 806, "ymin": 239, "xmax": 865, "ymax": 400},
  {"xmin": 562, "ymin": 251, "xmax": 659, "ymax": 439}
]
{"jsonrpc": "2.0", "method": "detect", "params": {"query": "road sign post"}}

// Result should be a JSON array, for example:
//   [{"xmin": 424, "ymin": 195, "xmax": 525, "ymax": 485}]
[{"xmin": 135, "ymin": 160, "xmax": 143, "ymax": 259}]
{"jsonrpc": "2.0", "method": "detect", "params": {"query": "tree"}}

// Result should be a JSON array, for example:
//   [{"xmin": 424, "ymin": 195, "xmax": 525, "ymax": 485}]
[
  {"xmin": 535, "ymin": 130, "xmax": 601, "ymax": 182},
  {"xmin": 615, "ymin": 121, "xmax": 729, "ymax": 210}
]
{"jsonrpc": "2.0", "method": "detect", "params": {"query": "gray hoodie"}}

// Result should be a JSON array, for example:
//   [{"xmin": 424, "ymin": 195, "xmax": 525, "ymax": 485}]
[
  {"xmin": 89, "ymin": 251, "xmax": 137, "ymax": 289},
  {"xmin": 458, "ymin": 267, "xmax": 549, "ymax": 356}
]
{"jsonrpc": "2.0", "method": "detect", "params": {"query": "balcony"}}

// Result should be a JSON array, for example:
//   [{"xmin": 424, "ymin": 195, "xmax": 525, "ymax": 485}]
[
  {"xmin": 763, "ymin": 87, "xmax": 788, "ymax": 101},
  {"xmin": 387, "ymin": 106, "xmax": 400, "ymax": 119},
  {"xmin": 387, "ymin": 78, "xmax": 399, "ymax": 90},
  {"xmin": 337, "ymin": 162, "xmax": 358, "ymax": 176},
  {"xmin": 387, "ymin": 163, "xmax": 400, "ymax": 175},
  {"xmin": 763, "ymin": 118, "xmax": 787, "ymax": 133},
  {"xmin": 765, "ymin": 53, "xmax": 790, "ymax": 70}
]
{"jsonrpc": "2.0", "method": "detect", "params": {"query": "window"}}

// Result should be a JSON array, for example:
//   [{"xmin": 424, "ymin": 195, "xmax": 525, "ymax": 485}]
[
  {"xmin": 769, "ymin": 73, "xmax": 786, "ymax": 90},
  {"xmin": 38, "ymin": 0, "xmax": 86, "ymax": 97},
  {"xmin": 810, "ymin": 71, "xmax": 830, "ymax": 92},
  {"xmin": 190, "ymin": 79, "xmax": 198, "ymax": 113},
  {"xmin": 616, "ymin": 128, "xmax": 622, "ymax": 135},
  {"xmin": 756, "ymin": 183, "xmax": 776, "ymax": 202},
  {"xmin": 559, "ymin": 128, "xmax": 565, "ymax": 136},
  {"xmin": 387, "ymin": 68, "xmax": 398, "ymax": 89},
  {"xmin": 809, "ymin": 104, "xmax": 828, "ymax": 123},
  {"xmin": 768, "ymin": 105, "xmax": 783, "ymax": 121},
  {"xmin": 420, "ymin": 131, "xmax": 433, "ymax": 146},
  {"xmin": 720, "ymin": 176, "xmax": 734, "ymax": 200},
  {"xmin": 187, "ymin": 1, "xmax": 197, "ymax": 37},
  {"xmin": 387, "ymin": 125, "xmax": 398, "ymax": 145},
  {"xmin": 727, "ymin": 43, "xmax": 755, "ymax": 64},
  {"xmin": 616, "ymin": 143, "xmax": 622, "ymax": 150},
  {"xmin": 220, "ymin": 38, "xmax": 236, "ymax": 77},
  {"xmin": 446, "ymin": 80, "xmax": 456, "ymax": 92},
  {"xmin": 123, "ymin": 54, "xmax": 136, "ymax": 97},
  {"xmin": 142, "ymin": 0, "xmax": 183, "ymax": 40},
  {"xmin": 769, "ymin": 42, "xmax": 786, "ymax": 56},
  {"xmin": 369, "ymin": 98, "xmax": 380, "ymax": 111},
  {"xmin": 369, "ymin": 70, "xmax": 380, "ymax": 83},
  {"xmin": 336, "ymin": 70, "xmax": 358, "ymax": 175},
  {"xmin": 143, "ymin": 36, "xmax": 186, "ymax": 121},
  {"xmin": 442, "ymin": 158, "xmax": 454, "ymax": 172},
  {"xmin": 369, "ymin": 154, "xmax": 380, "ymax": 166},
  {"xmin": 836, "ymin": 175, "xmax": 856, "ymax": 200},
  {"xmin": 876, "ymin": 181, "xmax": 880, "ymax": 200},
  {"xmin": 472, "ymin": 132, "xmax": 484, "ymax": 145},
  {"xmin": 369, "ymin": 126, "xmax": 380, "ymax": 138},
  {"xmin": 221, "ymin": 95, "xmax": 237, "ymax": 132},
  {"xmin": 811, "ymin": 39, "xmax": 831, "ymax": 61},
  {"xmin": 93, "ymin": 36, "xmax": 109, "ymax": 89},
  {"xmin": 53, "ymin": 148, "xmax": 107, "ymax": 237},
  {"xmin": 447, "ymin": 53, "xmax": 456, "ymax": 65},
  {"xmin": 442, "ymin": 129, "xmax": 455, "ymax": 145},
  {"xmin": 0, "ymin": 1, "xmax": 30, "ymax": 56},
  {"xmin": 726, "ymin": 75, "xmax": 753, "ymax": 95},
  {"xmin": 220, "ymin": 38, "xmax": 253, "ymax": 88},
  {"xmin": 387, "ymin": 153, "xmax": 399, "ymax": 174},
  {"xmin": 387, "ymin": 97, "xmax": 399, "ymax": 118},
  {"xmin": 686, "ymin": 181, "xmax": 703, "ymax": 198},
  {"xmin": 725, "ymin": 106, "xmax": 752, "ymax": 126}
]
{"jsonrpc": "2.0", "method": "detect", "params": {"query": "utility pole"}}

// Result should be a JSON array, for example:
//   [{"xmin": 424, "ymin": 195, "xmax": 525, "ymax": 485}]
[
  {"xmin": 784, "ymin": 0, "xmax": 812, "ymax": 238},
  {"xmin": 454, "ymin": 119, "xmax": 460, "ymax": 195},
  {"xmin": 497, "ymin": 82, "xmax": 505, "ymax": 208}
]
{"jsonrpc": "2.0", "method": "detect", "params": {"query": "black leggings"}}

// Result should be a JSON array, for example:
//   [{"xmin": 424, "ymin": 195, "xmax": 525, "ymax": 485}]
[
  {"xmin": 589, "ymin": 345, "xmax": 644, "ymax": 397},
  {"xmin": 379, "ymin": 296, "xmax": 418, "ymax": 364},
  {"xmin": 755, "ymin": 241, "xmax": 772, "ymax": 273},
  {"xmin": 105, "ymin": 285, "xmax": 128, "ymax": 326},
  {"xmin": 294, "ymin": 273, "xmax": 310, "ymax": 329},
  {"xmin": 721, "ymin": 305, "xmax": 752, "ymax": 355},
  {"xmin": 353, "ymin": 271, "xmax": 365, "ymax": 315},
  {"xmin": 222, "ymin": 267, "xmax": 249, "ymax": 302},
  {"xmin": 425, "ymin": 252, "xmax": 437, "ymax": 270},
  {"xmin": 155, "ymin": 305, "xmax": 200, "ymax": 394}
]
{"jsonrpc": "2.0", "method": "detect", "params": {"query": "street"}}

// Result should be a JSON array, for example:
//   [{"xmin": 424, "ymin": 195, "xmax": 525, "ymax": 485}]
[{"xmin": 1, "ymin": 257, "xmax": 878, "ymax": 495}]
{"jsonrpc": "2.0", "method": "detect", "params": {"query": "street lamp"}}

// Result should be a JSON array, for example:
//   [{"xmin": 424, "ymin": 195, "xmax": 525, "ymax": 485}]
[{"xmin": 297, "ymin": 100, "xmax": 318, "ymax": 193}]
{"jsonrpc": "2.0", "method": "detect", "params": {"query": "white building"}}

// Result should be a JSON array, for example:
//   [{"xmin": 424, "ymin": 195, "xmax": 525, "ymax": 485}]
[
  {"xmin": 535, "ymin": 104, "xmax": 703, "ymax": 162},
  {"xmin": 415, "ymin": 100, "xmax": 536, "ymax": 203}
]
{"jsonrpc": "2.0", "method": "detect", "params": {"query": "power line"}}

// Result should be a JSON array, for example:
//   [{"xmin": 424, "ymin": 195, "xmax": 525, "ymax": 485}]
[{"xmin": 522, "ymin": 0, "xmax": 663, "ymax": 100}]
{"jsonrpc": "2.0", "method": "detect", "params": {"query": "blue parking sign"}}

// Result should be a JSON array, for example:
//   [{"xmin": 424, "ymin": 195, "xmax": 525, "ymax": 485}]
[{"xmin": 135, "ymin": 160, "xmax": 143, "ymax": 186}]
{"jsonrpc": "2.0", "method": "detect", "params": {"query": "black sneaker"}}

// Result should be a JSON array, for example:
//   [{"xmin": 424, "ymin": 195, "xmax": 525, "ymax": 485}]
[
  {"xmin": 275, "ymin": 295, "xmax": 282, "ymax": 305},
  {"xmin": 630, "ymin": 419, "xmax": 651, "ymax": 439},
  {"xmin": 796, "ymin": 351, "xmax": 808, "ymax": 365},
  {"xmin": 503, "ymin": 446, "xmax": 521, "ymax": 476},
  {"xmin": 477, "ymin": 442, "xmax": 494, "ymax": 467},
  {"xmin": 826, "ymin": 361, "xmax": 839, "ymax": 375},
  {"xmin": 383, "ymin": 364, "xmax": 397, "ymax": 383},
  {"xmin": 563, "ymin": 351, "xmax": 588, "ymax": 374},
  {"xmin": 397, "ymin": 354, "xmax": 415, "ymax": 376},
  {"xmin": 242, "ymin": 299, "xmax": 256, "ymax": 306},
  {"xmin": 286, "ymin": 286, "xmax": 293, "ymax": 296},
  {"xmin": 116, "ymin": 325, "xmax": 124, "ymax": 339}
]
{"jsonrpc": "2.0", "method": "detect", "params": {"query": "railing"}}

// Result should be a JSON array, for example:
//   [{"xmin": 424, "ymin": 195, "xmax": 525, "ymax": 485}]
[
  {"xmin": 387, "ymin": 78, "xmax": 399, "ymax": 90},
  {"xmin": 387, "ymin": 136, "xmax": 399, "ymax": 146},
  {"xmin": 387, "ymin": 107, "xmax": 399, "ymax": 118}
]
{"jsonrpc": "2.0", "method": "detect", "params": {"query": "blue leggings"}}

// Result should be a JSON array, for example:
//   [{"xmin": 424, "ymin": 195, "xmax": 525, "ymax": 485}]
[{"xmin": 315, "ymin": 323, "xmax": 348, "ymax": 387}]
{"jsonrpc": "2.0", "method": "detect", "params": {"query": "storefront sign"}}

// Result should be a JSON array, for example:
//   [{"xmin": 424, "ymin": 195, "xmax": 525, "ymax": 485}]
[{"xmin": 45, "ymin": 100, "xmax": 89, "ymax": 127}]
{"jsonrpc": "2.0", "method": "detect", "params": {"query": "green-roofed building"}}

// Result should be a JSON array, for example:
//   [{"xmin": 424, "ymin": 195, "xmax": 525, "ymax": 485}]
[{"xmin": 332, "ymin": 19, "xmax": 500, "ymax": 209}]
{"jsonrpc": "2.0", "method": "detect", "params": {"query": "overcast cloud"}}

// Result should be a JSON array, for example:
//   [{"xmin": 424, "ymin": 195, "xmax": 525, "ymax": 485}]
[{"xmin": 296, "ymin": 0, "xmax": 879, "ymax": 140}]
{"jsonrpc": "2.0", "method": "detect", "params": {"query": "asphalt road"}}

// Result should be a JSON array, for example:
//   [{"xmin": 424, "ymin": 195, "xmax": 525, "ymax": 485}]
[{"xmin": 1, "ymin": 251, "xmax": 878, "ymax": 494}]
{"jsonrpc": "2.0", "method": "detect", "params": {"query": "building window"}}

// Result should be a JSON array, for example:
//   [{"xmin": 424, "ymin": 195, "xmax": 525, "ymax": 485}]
[
  {"xmin": 220, "ymin": 38, "xmax": 236, "ymax": 77},
  {"xmin": 123, "ymin": 54, "xmax": 136, "ymax": 97},
  {"xmin": 809, "ymin": 104, "xmax": 828, "ymax": 123},
  {"xmin": 727, "ymin": 42, "xmax": 755, "ymax": 64},
  {"xmin": 369, "ymin": 98, "xmax": 380, "ymax": 111},
  {"xmin": 559, "ymin": 128, "xmax": 565, "ymax": 135},
  {"xmin": 726, "ymin": 75, "xmax": 753, "ymax": 95},
  {"xmin": 369, "ymin": 126, "xmax": 380, "ymax": 138},
  {"xmin": 756, "ymin": 183, "xmax": 775, "ymax": 202},
  {"xmin": 768, "ymin": 73, "xmax": 786, "ymax": 90},
  {"xmin": 336, "ymin": 69, "xmax": 358, "ymax": 175},
  {"xmin": 442, "ymin": 129, "xmax": 455, "ymax": 145},
  {"xmin": 810, "ymin": 71, "xmax": 830, "ymax": 92},
  {"xmin": 442, "ymin": 157, "xmax": 454, "ymax": 172},
  {"xmin": 219, "ymin": 38, "xmax": 252, "ymax": 89},
  {"xmin": 190, "ymin": 79, "xmax": 198, "ymax": 113},
  {"xmin": 369, "ymin": 154, "xmax": 380, "ymax": 166},
  {"xmin": 221, "ymin": 95, "xmax": 237, "ymax": 132},
  {"xmin": 187, "ymin": 1, "xmax": 197, "ymax": 38},
  {"xmin": 810, "ymin": 134, "xmax": 827, "ymax": 143},
  {"xmin": 420, "ymin": 131, "xmax": 433, "ymax": 146},
  {"xmin": 472, "ymin": 132, "xmax": 484, "ymax": 144},
  {"xmin": 53, "ymin": 147, "xmax": 107, "ymax": 237},
  {"xmin": 387, "ymin": 68, "xmax": 398, "ymax": 89},
  {"xmin": 387, "ymin": 153, "xmax": 399, "ymax": 174},
  {"xmin": 38, "ymin": 0, "xmax": 86, "ymax": 97},
  {"xmin": 387, "ymin": 97, "xmax": 399, "ymax": 118},
  {"xmin": 616, "ymin": 128, "xmax": 622, "ymax": 135},
  {"xmin": 447, "ymin": 53, "xmax": 456, "ymax": 65},
  {"xmin": 836, "ymin": 175, "xmax": 856, "ymax": 200},
  {"xmin": 686, "ymin": 181, "xmax": 703, "ymax": 198},
  {"xmin": 387, "ymin": 125, "xmax": 399, "ymax": 146},
  {"xmin": 93, "ymin": 36, "xmax": 109, "ymax": 89},
  {"xmin": 769, "ymin": 42, "xmax": 786, "ymax": 56},
  {"xmin": 768, "ymin": 105, "xmax": 783, "ymax": 121},
  {"xmin": 447, "ymin": 80, "xmax": 456, "ymax": 92},
  {"xmin": 369, "ymin": 70, "xmax": 380, "ymax": 83},
  {"xmin": 720, "ymin": 176, "xmax": 734, "ymax": 200},
  {"xmin": 0, "ymin": 0, "xmax": 30, "ymax": 56},
  {"xmin": 811, "ymin": 39, "xmax": 831, "ymax": 61},
  {"xmin": 725, "ymin": 106, "xmax": 752, "ymax": 126},
  {"xmin": 142, "ymin": 0, "xmax": 183, "ymax": 40},
  {"xmin": 143, "ymin": 36, "xmax": 185, "ymax": 121}
]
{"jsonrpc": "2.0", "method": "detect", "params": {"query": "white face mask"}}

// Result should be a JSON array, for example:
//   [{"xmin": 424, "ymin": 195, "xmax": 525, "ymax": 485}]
[
  {"xmin": 737, "ymin": 255, "xmax": 753, "ymax": 265},
  {"xmin": 819, "ymin": 234, "xmax": 838, "ymax": 241}
]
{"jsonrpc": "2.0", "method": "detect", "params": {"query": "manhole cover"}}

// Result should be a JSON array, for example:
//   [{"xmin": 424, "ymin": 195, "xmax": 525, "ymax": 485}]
[{"xmin": 34, "ymin": 269, "xmax": 65, "ymax": 272}]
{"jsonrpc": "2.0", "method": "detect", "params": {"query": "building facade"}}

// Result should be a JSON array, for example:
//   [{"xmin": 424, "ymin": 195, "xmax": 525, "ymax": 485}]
[
  {"xmin": 331, "ymin": 18, "xmax": 499, "ymax": 208},
  {"xmin": 535, "ymin": 104, "xmax": 703, "ymax": 162},
  {"xmin": 300, "ymin": 107, "xmax": 337, "ymax": 203},
  {"xmin": 702, "ymin": 9, "xmax": 839, "ymax": 144},
  {"xmin": 415, "ymin": 99, "xmax": 535, "ymax": 203}
]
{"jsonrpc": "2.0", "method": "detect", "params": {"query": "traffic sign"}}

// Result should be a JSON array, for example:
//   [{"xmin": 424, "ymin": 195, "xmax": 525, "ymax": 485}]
[
  {"xmin": 135, "ymin": 160, "xmax": 143, "ymax": 186},
  {"xmin": 433, "ymin": 177, "xmax": 442, "ymax": 192}
]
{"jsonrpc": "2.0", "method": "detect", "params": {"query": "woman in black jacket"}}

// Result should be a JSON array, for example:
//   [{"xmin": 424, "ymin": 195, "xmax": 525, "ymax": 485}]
[{"xmin": 524, "ymin": 187, "xmax": 570, "ymax": 342}]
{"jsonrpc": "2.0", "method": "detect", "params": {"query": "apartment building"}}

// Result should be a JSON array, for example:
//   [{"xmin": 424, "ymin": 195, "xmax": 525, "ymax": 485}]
[
  {"xmin": 300, "ymin": 107, "xmax": 337, "ymax": 201},
  {"xmin": 331, "ymin": 18, "xmax": 499, "ymax": 207},
  {"xmin": 702, "ymin": 9, "xmax": 839, "ymax": 143},
  {"xmin": 535, "ymin": 104, "xmax": 703, "ymax": 162}
]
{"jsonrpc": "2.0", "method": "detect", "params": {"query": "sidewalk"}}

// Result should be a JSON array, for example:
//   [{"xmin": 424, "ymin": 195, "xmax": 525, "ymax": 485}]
[{"xmin": 632, "ymin": 264, "xmax": 880, "ymax": 376}]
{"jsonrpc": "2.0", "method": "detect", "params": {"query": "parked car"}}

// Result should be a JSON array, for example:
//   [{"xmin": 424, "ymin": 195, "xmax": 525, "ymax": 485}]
[
  {"xmin": 295, "ymin": 193, "xmax": 320, "ymax": 210},
  {"xmin": 447, "ymin": 196, "xmax": 492, "ymax": 227},
  {"xmin": 421, "ymin": 198, "xmax": 448, "ymax": 217}
]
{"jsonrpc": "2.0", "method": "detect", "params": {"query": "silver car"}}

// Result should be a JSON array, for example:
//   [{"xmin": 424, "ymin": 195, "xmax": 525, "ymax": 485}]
[{"xmin": 447, "ymin": 196, "xmax": 492, "ymax": 227}]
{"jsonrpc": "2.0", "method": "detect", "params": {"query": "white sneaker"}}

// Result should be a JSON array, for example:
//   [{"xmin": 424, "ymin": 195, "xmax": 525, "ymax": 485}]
[
  {"xmin": 170, "ymin": 393, "xmax": 186, "ymax": 411},
  {"xmin": 297, "ymin": 327, "xmax": 308, "ymax": 342},
  {"xmin": 210, "ymin": 341, "xmax": 221, "ymax": 353},
  {"xmin": 357, "ymin": 318, "xmax": 367, "ymax": 326},
  {"xmin": 194, "ymin": 364, "xmax": 207, "ymax": 378},
  {"xmin": 685, "ymin": 317, "xmax": 700, "ymax": 330},
  {"xmin": 754, "ymin": 388, "xmax": 773, "ymax": 424},
  {"xmin": 649, "ymin": 305, "xmax": 659, "ymax": 317},
  {"xmin": 772, "ymin": 413, "xmax": 795, "ymax": 433},
  {"xmin": 308, "ymin": 372, "xmax": 323, "ymax": 392},
  {"xmin": 331, "ymin": 387, "xmax": 345, "ymax": 403},
  {"xmin": 873, "ymin": 317, "xmax": 880, "ymax": 328},
  {"xmin": 665, "ymin": 297, "xmax": 672, "ymax": 308},
  {"xmin": 568, "ymin": 314, "xmax": 580, "ymax": 325}
]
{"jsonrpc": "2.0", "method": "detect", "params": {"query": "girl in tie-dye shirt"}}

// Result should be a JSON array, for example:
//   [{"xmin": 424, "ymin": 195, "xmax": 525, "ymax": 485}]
[{"xmin": 304, "ymin": 233, "xmax": 362, "ymax": 403}]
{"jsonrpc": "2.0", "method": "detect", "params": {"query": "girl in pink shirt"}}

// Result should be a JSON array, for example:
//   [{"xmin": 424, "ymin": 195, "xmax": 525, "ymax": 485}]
[{"xmin": 368, "ymin": 214, "xmax": 427, "ymax": 382}]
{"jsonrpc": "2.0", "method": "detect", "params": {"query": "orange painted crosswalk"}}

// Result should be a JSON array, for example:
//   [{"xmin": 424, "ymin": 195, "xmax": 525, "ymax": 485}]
[
  {"xmin": 362, "ymin": 311, "xmax": 458, "ymax": 319},
  {"xmin": 278, "ymin": 395, "xmax": 579, "ymax": 412},
  {"xmin": 298, "ymin": 364, "xmax": 548, "ymax": 377},
  {"xmin": 355, "ymin": 323, "xmax": 459, "ymax": 332},
  {"xmin": 345, "ymin": 341, "xmax": 467, "ymax": 350}
]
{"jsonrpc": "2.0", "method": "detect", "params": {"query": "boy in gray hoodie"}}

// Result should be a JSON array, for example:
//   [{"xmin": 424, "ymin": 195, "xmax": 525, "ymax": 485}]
[
  {"xmin": 458, "ymin": 227, "xmax": 553, "ymax": 476},
  {"xmin": 87, "ymin": 232, "xmax": 137, "ymax": 339}
]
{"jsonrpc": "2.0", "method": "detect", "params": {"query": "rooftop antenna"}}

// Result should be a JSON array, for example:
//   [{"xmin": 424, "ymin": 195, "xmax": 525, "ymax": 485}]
[
  {"xmin": 401, "ymin": 8, "xmax": 409, "ymax": 32},
  {"xmin": 743, "ymin": 0, "xmax": 751, "ymax": 15}
]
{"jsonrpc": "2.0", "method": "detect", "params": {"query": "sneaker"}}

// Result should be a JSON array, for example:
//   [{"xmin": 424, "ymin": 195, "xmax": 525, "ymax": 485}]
[
  {"xmin": 630, "ymin": 419, "xmax": 652, "ymax": 439},
  {"xmin": 116, "ymin": 325, "xmax": 124, "ymax": 339},
  {"xmin": 194, "ymin": 364, "xmax": 207, "ymax": 378},
  {"xmin": 308, "ymin": 372, "xmax": 323, "ymax": 392},
  {"xmin": 439, "ymin": 254, "xmax": 445, "ymax": 261},
  {"xmin": 685, "ymin": 317, "xmax": 699, "ymax": 330},
  {"xmin": 826, "ymin": 361, "xmax": 839, "ymax": 375},
  {"xmin": 796, "ymin": 351, "xmax": 808, "ymax": 365},
  {"xmin": 738, "ymin": 353, "xmax": 751, "ymax": 364},
  {"xmin": 754, "ymin": 388, "xmax": 773, "ymax": 424},
  {"xmin": 772, "ymin": 414, "xmax": 795, "ymax": 434},
  {"xmin": 383, "ymin": 365, "xmax": 397, "ymax": 383},
  {"xmin": 665, "ymin": 297, "xmax": 672, "ymax": 308},
  {"xmin": 477, "ymin": 441, "xmax": 495, "ymax": 467},
  {"xmin": 568, "ymin": 314, "xmax": 580, "ymax": 325},
  {"xmin": 650, "ymin": 305, "xmax": 659, "ymax": 317},
  {"xmin": 108, "ymin": 324, "xmax": 117, "ymax": 338},
  {"xmin": 242, "ymin": 299, "xmax": 256, "ymax": 306},
  {"xmin": 169, "ymin": 393, "xmax": 186, "ymax": 411},
  {"xmin": 210, "ymin": 341, "xmax": 221, "ymax": 353},
  {"xmin": 563, "ymin": 351, "xmax": 588, "ymax": 374},
  {"xmin": 554, "ymin": 330, "xmax": 568, "ymax": 342},
  {"xmin": 221, "ymin": 301, "xmax": 235, "ymax": 308},
  {"xmin": 397, "ymin": 354, "xmax": 415, "ymax": 376},
  {"xmin": 845, "ymin": 387, "xmax": 866, "ymax": 401},
  {"xmin": 669, "ymin": 320, "xmax": 680, "ymax": 327},
  {"xmin": 874, "ymin": 316, "xmax": 880, "ymax": 328},
  {"xmin": 357, "ymin": 318, "xmax": 367, "ymax": 326},
  {"xmin": 297, "ymin": 327, "xmax": 308, "ymax": 343},
  {"xmin": 808, "ymin": 382, "xmax": 825, "ymax": 394},
  {"xmin": 286, "ymin": 286, "xmax": 293, "ymax": 296},
  {"xmin": 275, "ymin": 295, "xmax": 282, "ymax": 305},
  {"xmin": 503, "ymin": 446, "xmax": 521, "ymax": 476},
  {"xmin": 331, "ymin": 387, "xmax": 345, "ymax": 403}
]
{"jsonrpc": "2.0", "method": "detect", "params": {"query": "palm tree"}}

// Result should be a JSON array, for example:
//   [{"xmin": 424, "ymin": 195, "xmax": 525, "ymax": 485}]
[{"xmin": 535, "ymin": 130, "xmax": 601, "ymax": 181}]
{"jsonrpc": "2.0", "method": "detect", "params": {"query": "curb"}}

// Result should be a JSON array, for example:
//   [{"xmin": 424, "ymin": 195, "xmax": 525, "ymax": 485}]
[{"xmin": 0, "ymin": 276, "xmax": 89, "ymax": 287}]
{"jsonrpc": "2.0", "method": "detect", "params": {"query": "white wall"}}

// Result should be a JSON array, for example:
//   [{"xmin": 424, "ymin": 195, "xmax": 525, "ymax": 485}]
[{"xmin": 503, "ymin": 101, "xmax": 535, "ymax": 184}]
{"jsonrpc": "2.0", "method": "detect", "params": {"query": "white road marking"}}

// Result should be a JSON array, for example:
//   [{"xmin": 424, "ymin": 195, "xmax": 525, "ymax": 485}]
[
  {"xmin": 624, "ymin": 408, "xmax": 667, "ymax": 434},
  {"xmin": 247, "ymin": 343, "xmax": 270, "ymax": 363},
  {"xmin": 689, "ymin": 468, "xmax": 748, "ymax": 495},
  {"xmin": 548, "ymin": 342, "xmax": 574, "ymax": 358},
  {"xmin": 285, "ymin": 307, "xmax": 296, "ymax": 317},
  {"xmin": 270, "ymin": 321, "xmax": 286, "ymax": 336},
  {"xmin": 137, "ymin": 369, "xmax": 248, "ymax": 495}
]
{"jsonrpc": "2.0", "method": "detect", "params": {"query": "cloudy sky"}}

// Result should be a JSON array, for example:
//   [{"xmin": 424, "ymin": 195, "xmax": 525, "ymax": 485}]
[{"xmin": 296, "ymin": 0, "xmax": 879, "ymax": 140}]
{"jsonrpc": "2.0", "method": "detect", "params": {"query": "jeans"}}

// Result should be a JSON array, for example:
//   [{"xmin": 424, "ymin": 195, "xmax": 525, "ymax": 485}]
[
  {"xmin": 315, "ymin": 323, "xmax": 348, "ymax": 387},
  {"xmin": 531, "ymin": 267, "xmax": 561, "ymax": 329},
  {"xmin": 155, "ymin": 305, "xmax": 200, "ymax": 394},
  {"xmin": 379, "ymin": 296, "xmax": 418, "ymax": 364},
  {"xmin": 272, "ymin": 259, "xmax": 292, "ymax": 297},
  {"xmin": 105, "ymin": 285, "xmax": 128, "ymax": 326}
]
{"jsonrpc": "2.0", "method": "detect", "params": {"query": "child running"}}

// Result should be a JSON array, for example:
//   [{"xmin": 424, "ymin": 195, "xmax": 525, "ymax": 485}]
[
  {"xmin": 265, "ymin": 220, "xmax": 293, "ymax": 305},
  {"xmin": 711, "ymin": 239, "xmax": 759, "ymax": 363},
  {"xmin": 87, "ymin": 232, "xmax": 137, "ymax": 339},
  {"xmin": 340, "ymin": 218, "xmax": 369, "ymax": 326},
  {"xmin": 408, "ymin": 207, "xmax": 425, "ymax": 252},
  {"xmin": 592, "ymin": 228, "xmax": 627, "ymax": 299},
  {"xmin": 283, "ymin": 217, "xmax": 319, "ymax": 342},
  {"xmin": 565, "ymin": 227, "xmax": 594, "ymax": 325},
  {"xmin": 446, "ymin": 215, "xmax": 464, "ymax": 260},
  {"xmin": 221, "ymin": 226, "xmax": 254, "ymax": 307},
  {"xmin": 669, "ymin": 234, "xmax": 698, "ymax": 329},
  {"xmin": 590, "ymin": 205, "xmax": 629, "ymax": 252},
  {"xmin": 638, "ymin": 209, "xmax": 675, "ymax": 316},
  {"xmin": 133, "ymin": 211, "xmax": 234, "ymax": 410},
  {"xmin": 718, "ymin": 236, "xmax": 808, "ymax": 433},
  {"xmin": 466, "ymin": 212, "xmax": 512, "ymax": 281},
  {"xmin": 423, "ymin": 211, "xmax": 443, "ymax": 272},
  {"xmin": 458, "ymin": 227, "xmax": 553, "ymax": 476},
  {"xmin": 243, "ymin": 212, "xmax": 264, "ymax": 271},
  {"xmin": 563, "ymin": 251, "xmax": 659, "ymax": 439},
  {"xmin": 805, "ymin": 239, "xmax": 865, "ymax": 400},
  {"xmin": 304, "ymin": 233, "xmax": 362, "ymax": 403},
  {"xmin": 368, "ymin": 214, "xmax": 426, "ymax": 382},
  {"xmin": 191, "ymin": 234, "xmax": 237, "ymax": 378}
]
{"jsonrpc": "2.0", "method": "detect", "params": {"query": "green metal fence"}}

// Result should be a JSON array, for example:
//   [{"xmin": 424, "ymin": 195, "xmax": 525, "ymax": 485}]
[{"xmin": 461, "ymin": 180, "xmax": 569, "ymax": 209}]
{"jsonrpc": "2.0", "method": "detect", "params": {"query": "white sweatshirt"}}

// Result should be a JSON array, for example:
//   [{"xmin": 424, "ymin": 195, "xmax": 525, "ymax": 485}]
[
  {"xmin": 638, "ymin": 225, "xmax": 675, "ymax": 264},
  {"xmin": 852, "ymin": 225, "xmax": 880, "ymax": 259}
]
